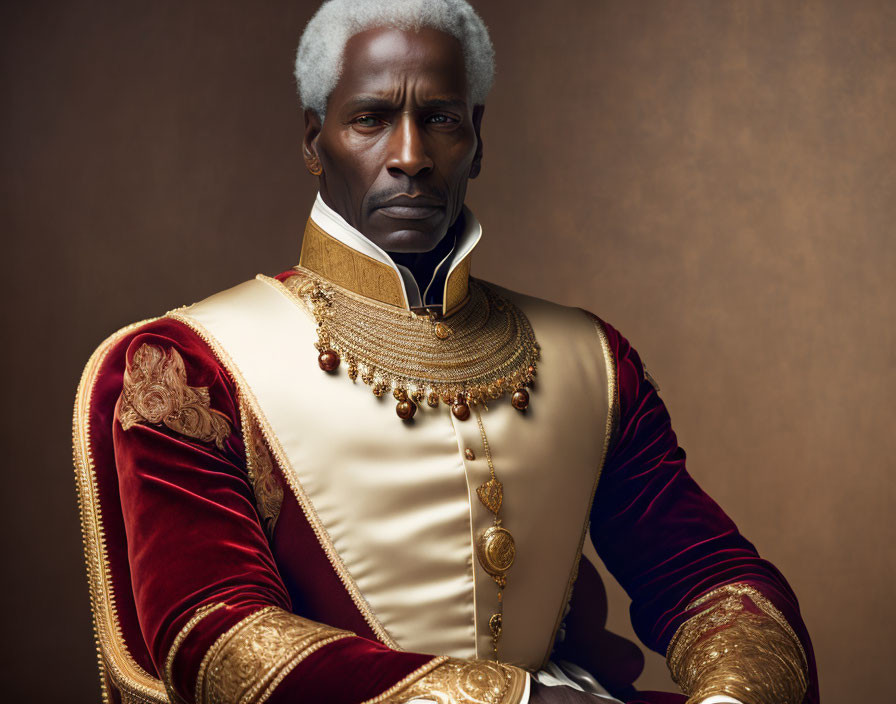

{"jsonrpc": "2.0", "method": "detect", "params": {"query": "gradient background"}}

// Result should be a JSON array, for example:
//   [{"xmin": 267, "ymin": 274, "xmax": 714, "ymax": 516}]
[{"xmin": 2, "ymin": 1, "xmax": 893, "ymax": 701}]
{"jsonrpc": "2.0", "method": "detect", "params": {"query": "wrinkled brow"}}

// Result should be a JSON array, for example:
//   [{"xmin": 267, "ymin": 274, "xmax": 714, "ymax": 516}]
[{"xmin": 342, "ymin": 95, "xmax": 467, "ymax": 112}]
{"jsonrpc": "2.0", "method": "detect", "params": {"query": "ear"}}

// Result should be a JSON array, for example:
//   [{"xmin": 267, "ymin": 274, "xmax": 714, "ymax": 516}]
[
  {"xmin": 469, "ymin": 104, "xmax": 485, "ymax": 179},
  {"xmin": 303, "ymin": 108, "xmax": 323, "ymax": 175}
]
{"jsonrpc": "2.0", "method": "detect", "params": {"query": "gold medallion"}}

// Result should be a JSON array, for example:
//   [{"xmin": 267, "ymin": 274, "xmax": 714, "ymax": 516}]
[{"xmin": 477, "ymin": 525, "xmax": 515, "ymax": 577}]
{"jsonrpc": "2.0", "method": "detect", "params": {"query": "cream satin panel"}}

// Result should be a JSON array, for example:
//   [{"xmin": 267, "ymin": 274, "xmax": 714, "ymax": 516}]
[{"xmin": 178, "ymin": 276, "xmax": 611, "ymax": 671}]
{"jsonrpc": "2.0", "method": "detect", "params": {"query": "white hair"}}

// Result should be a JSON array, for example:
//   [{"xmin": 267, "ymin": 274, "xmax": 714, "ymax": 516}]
[{"xmin": 295, "ymin": 0, "xmax": 495, "ymax": 119}]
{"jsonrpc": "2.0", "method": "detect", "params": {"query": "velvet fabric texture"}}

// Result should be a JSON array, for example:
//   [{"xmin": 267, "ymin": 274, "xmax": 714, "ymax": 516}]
[{"xmin": 86, "ymin": 301, "xmax": 817, "ymax": 702}]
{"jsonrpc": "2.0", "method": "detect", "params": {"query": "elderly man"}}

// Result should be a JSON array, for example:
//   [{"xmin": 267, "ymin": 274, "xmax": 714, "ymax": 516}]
[{"xmin": 72, "ymin": 1, "xmax": 817, "ymax": 703}]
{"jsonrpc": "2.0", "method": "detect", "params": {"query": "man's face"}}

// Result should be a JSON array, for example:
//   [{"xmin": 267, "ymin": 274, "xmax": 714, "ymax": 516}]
[{"xmin": 303, "ymin": 26, "xmax": 484, "ymax": 253}]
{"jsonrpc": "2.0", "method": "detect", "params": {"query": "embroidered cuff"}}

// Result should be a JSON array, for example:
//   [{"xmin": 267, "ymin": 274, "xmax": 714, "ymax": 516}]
[
  {"xmin": 366, "ymin": 657, "xmax": 529, "ymax": 704},
  {"xmin": 666, "ymin": 583, "xmax": 808, "ymax": 704},
  {"xmin": 194, "ymin": 606, "xmax": 353, "ymax": 704}
]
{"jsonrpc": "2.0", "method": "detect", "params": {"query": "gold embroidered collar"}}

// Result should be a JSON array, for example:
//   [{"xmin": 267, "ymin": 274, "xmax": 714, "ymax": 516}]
[{"xmin": 298, "ymin": 217, "xmax": 473, "ymax": 315}]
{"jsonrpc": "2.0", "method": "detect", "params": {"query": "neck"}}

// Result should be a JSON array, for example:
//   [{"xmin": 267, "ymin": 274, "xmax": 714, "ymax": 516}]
[{"xmin": 388, "ymin": 217, "xmax": 462, "ymax": 296}]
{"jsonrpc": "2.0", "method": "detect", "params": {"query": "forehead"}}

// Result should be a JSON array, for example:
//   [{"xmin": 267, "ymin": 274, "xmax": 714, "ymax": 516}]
[{"xmin": 333, "ymin": 26, "xmax": 468, "ymax": 101}]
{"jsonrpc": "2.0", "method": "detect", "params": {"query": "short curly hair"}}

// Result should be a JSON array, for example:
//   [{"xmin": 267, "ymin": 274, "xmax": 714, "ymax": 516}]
[{"xmin": 295, "ymin": 0, "xmax": 495, "ymax": 119}]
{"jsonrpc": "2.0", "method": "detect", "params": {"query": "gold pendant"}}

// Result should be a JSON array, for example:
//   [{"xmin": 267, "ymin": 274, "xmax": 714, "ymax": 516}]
[
  {"xmin": 477, "ymin": 525, "xmax": 515, "ymax": 577},
  {"xmin": 476, "ymin": 477, "xmax": 503, "ymax": 514}
]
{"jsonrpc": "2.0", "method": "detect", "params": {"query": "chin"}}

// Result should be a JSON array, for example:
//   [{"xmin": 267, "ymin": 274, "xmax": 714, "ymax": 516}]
[{"xmin": 369, "ymin": 227, "xmax": 446, "ymax": 254}]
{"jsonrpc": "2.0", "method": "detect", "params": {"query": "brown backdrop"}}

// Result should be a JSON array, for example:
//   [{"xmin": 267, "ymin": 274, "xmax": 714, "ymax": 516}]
[{"xmin": 2, "ymin": 1, "xmax": 893, "ymax": 701}]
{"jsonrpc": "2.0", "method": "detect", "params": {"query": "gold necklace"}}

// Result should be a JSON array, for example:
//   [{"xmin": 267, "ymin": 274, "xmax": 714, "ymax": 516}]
[{"xmin": 286, "ymin": 268, "xmax": 539, "ymax": 421}]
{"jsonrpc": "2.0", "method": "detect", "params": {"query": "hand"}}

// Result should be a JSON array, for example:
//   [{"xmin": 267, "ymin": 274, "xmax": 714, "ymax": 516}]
[{"xmin": 528, "ymin": 681, "xmax": 606, "ymax": 704}]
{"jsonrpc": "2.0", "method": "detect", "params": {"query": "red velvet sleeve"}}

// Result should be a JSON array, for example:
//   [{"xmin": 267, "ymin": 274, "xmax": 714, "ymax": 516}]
[
  {"xmin": 590, "ymin": 320, "xmax": 818, "ymax": 703},
  {"xmin": 113, "ymin": 321, "xmax": 439, "ymax": 704}
]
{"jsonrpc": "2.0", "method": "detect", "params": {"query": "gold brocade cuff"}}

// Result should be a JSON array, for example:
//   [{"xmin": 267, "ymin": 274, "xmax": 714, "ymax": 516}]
[
  {"xmin": 666, "ymin": 583, "xmax": 808, "ymax": 704},
  {"xmin": 195, "ymin": 606, "xmax": 353, "ymax": 704},
  {"xmin": 366, "ymin": 657, "xmax": 529, "ymax": 704}
]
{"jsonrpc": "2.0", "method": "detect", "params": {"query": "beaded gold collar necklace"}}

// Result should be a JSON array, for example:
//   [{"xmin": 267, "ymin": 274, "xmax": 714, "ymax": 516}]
[{"xmin": 285, "ymin": 268, "xmax": 539, "ymax": 421}]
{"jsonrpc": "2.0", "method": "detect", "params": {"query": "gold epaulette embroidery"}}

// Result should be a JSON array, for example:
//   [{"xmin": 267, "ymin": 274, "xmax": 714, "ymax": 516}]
[
  {"xmin": 241, "ymin": 401, "xmax": 284, "ymax": 539},
  {"xmin": 366, "ymin": 658, "xmax": 528, "ymax": 704},
  {"xmin": 666, "ymin": 582, "xmax": 808, "ymax": 704},
  {"xmin": 195, "ymin": 607, "xmax": 353, "ymax": 704},
  {"xmin": 118, "ymin": 343, "xmax": 231, "ymax": 449}
]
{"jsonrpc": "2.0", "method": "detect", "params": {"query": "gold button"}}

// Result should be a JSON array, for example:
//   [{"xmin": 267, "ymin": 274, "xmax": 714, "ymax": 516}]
[
  {"xmin": 464, "ymin": 448, "xmax": 476, "ymax": 460},
  {"xmin": 434, "ymin": 322, "xmax": 451, "ymax": 339}
]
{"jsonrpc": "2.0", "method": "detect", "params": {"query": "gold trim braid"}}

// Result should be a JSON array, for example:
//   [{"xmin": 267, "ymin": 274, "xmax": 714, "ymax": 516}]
[
  {"xmin": 365, "ymin": 658, "xmax": 528, "ymax": 704},
  {"xmin": 666, "ymin": 582, "xmax": 808, "ymax": 704},
  {"xmin": 164, "ymin": 603, "xmax": 226, "ymax": 704},
  {"xmin": 195, "ymin": 607, "xmax": 353, "ymax": 704}
]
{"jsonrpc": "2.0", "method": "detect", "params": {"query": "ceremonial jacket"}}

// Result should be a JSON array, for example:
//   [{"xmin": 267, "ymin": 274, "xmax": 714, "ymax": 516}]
[{"xmin": 72, "ymin": 200, "xmax": 818, "ymax": 704}]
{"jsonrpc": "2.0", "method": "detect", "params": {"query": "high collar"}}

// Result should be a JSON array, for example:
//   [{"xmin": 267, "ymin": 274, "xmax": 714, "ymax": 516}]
[{"xmin": 299, "ymin": 193, "xmax": 481, "ymax": 315}]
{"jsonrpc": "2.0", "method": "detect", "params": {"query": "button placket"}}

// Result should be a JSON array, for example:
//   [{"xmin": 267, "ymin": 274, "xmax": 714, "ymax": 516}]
[{"xmin": 449, "ymin": 410, "xmax": 500, "ymax": 659}]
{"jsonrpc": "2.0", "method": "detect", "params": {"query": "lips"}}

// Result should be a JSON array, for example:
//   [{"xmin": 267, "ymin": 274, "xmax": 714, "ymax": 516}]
[{"xmin": 375, "ymin": 195, "xmax": 445, "ymax": 220}]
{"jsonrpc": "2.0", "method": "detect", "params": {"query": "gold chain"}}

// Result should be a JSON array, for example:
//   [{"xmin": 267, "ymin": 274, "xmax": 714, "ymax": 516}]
[{"xmin": 475, "ymin": 408, "xmax": 513, "ymax": 661}]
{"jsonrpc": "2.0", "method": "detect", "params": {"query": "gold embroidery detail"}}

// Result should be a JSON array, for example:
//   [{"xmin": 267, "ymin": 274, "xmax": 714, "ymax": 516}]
[
  {"xmin": 285, "ymin": 271, "xmax": 540, "ymax": 412},
  {"xmin": 195, "ymin": 606, "xmax": 353, "ymax": 704},
  {"xmin": 164, "ymin": 603, "xmax": 225, "ymax": 704},
  {"xmin": 369, "ymin": 658, "xmax": 528, "ymax": 704},
  {"xmin": 300, "ymin": 218, "xmax": 406, "ymax": 308},
  {"xmin": 74, "ymin": 319, "xmax": 171, "ymax": 704},
  {"xmin": 666, "ymin": 582, "xmax": 808, "ymax": 704},
  {"xmin": 119, "ymin": 343, "xmax": 231, "ymax": 449},
  {"xmin": 241, "ymin": 401, "xmax": 284, "ymax": 539}
]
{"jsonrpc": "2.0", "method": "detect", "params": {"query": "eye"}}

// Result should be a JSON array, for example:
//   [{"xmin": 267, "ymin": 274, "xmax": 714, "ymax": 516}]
[
  {"xmin": 352, "ymin": 115, "xmax": 384, "ymax": 128},
  {"xmin": 426, "ymin": 113, "xmax": 459, "ymax": 126}
]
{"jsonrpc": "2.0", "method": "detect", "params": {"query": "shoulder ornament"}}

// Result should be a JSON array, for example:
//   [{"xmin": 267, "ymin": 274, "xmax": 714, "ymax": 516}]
[{"xmin": 118, "ymin": 343, "xmax": 231, "ymax": 449}]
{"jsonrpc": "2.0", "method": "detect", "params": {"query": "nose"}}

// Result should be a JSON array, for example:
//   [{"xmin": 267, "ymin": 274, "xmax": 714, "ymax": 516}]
[{"xmin": 386, "ymin": 114, "xmax": 433, "ymax": 177}]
